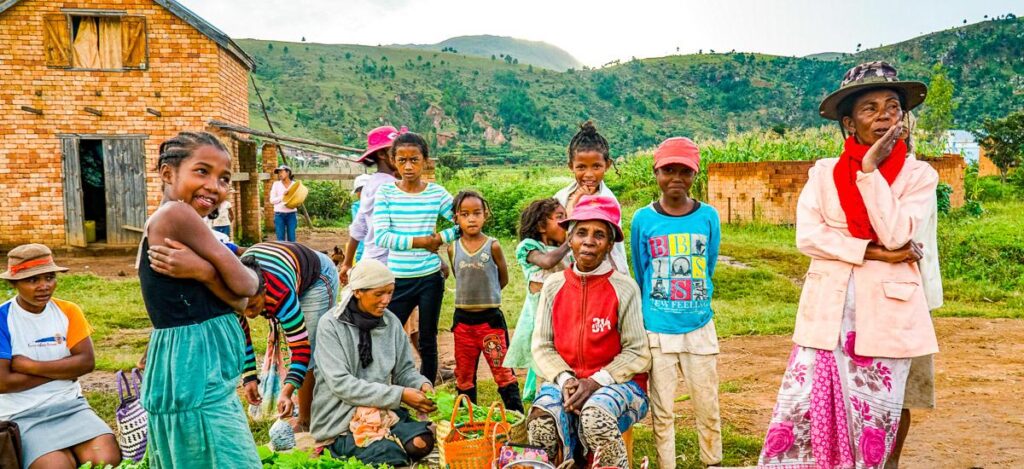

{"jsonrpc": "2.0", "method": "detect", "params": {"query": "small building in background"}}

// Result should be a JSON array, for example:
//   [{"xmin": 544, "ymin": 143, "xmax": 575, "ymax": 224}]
[
  {"xmin": 945, "ymin": 130, "xmax": 980, "ymax": 163},
  {"xmin": 0, "ymin": 0, "xmax": 254, "ymax": 249}
]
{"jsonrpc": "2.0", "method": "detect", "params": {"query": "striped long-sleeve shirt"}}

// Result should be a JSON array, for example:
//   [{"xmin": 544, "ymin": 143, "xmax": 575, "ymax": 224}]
[
  {"xmin": 239, "ymin": 242, "xmax": 321, "ymax": 388},
  {"xmin": 372, "ymin": 182, "xmax": 458, "ymax": 278}
]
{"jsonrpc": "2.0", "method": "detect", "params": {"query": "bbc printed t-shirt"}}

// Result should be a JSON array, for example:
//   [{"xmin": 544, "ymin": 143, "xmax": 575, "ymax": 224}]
[
  {"xmin": 630, "ymin": 202, "xmax": 721, "ymax": 334},
  {"xmin": 0, "ymin": 298, "xmax": 92, "ymax": 419}
]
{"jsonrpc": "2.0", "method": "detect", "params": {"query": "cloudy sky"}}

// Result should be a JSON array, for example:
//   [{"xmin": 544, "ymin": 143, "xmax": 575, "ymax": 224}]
[{"xmin": 179, "ymin": 0, "xmax": 1023, "ymax": 66}]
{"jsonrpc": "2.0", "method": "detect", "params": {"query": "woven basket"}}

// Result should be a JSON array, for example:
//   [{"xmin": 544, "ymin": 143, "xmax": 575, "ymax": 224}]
[
  {"xmin": 283, "ymin": 180, "xmax": 308, "ymax": 208},
  {"xmin": 506, "ymin": 410, "xmax": 527, "ymax": 445},
  {"xmin": 437, "ymin": 396, "xmax": 511, "ymax": 469}
]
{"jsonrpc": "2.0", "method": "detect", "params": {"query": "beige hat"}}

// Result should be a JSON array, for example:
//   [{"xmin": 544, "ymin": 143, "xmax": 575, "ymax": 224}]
[
  {"xmin": 0, "ymin": 244, "xmax": 69, "ymax": 281},
  {"xmin": 334, "ymin": 259, "xmax": 396, "ymax": 318}
]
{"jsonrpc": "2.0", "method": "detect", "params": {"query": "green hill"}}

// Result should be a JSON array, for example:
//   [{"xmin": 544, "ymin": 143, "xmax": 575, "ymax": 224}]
[
  {"xmin": 394, "ymin": 35, "xmax": 582, "ymax": 71},
  {"xmin": 238, "ymin": 16, "xmax": 1024, "ymax": 164}
]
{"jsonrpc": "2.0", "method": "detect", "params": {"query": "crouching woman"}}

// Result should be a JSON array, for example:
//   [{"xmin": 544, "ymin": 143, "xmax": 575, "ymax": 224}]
[
  {"xmin": 0, "ymin": 244, "xmax": 120, "ymax": 469},
  {"xmin": 529, "ymin": 195, "xmax": 651, "ymax": 468},
  {"xmin": 311, "ymin": 259, "xmax": 437, "ymax": 466}
]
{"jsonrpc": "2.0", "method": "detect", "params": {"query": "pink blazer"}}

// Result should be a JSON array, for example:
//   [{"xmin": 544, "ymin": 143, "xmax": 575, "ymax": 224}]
[{"xmin": 793, "ymin": 157, "xmax": 939, "ymax": 358}]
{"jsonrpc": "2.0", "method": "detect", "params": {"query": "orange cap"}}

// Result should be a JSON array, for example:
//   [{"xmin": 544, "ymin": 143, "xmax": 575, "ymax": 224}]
[{"xmin": 653, "ymin": 137, "xmax": 700, "ymax": 172}]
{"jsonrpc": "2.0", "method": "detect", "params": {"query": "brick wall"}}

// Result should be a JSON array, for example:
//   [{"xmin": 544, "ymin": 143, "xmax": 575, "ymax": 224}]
[
  {"xmin": 977, "ymin": 148, "xmax": 1002, "ymax": 178},
  {"xmin": 708, "ymin": 155, "xmax": 966, "ymax": 225},
  {"xmin": 0, "ymin": 0, "xmax": 250, "ymax": 247},
  {"xmin": 919, "ymin": 155, "xmax": 966, "ymax": 209}
]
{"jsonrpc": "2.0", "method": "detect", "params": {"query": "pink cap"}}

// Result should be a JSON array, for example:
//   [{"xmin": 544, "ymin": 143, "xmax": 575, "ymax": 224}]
[
  {"xmin": 653, "ymin": 137, "xmax": 700, "ymax": 172},
  {"xmin": 357, "ymin": 125, "xmax": 406, "ymax": 163},
  {"xmin": 559, "ymin": 195, "xmax": 624, "ymax": 242}
]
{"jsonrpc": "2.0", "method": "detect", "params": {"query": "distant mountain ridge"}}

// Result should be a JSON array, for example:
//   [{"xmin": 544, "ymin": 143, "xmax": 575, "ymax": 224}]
[
  {"xmin": 239, "ymin": 16, "xmax": 1023, "ymax": 163},
  {"xmin": 393, "ymin": 35, "xmax": 582, "ymax": 71}
]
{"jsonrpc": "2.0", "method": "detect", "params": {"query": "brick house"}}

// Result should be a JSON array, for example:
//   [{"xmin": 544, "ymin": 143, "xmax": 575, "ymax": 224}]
[{"xmin": 0, "ymin": 0, "xmax": 254, "ymax": 248}]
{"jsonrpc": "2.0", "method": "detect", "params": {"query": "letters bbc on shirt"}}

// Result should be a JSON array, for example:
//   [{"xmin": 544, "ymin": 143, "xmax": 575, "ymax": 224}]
[{"xmin": 648, "ymin": 233, "xmax": 710, "ymax": 308}]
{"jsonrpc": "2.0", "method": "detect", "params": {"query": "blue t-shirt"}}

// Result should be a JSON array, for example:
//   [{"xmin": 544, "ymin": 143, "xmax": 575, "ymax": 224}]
[{"xmin": 630, "ymin": 201, "xmax": 721, "ymax": 334}]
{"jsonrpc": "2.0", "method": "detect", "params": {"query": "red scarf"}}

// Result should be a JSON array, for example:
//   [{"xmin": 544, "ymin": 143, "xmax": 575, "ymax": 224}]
[{"xmin": 833, "ymin": 135, "xmax": 907, "ymax": 241}]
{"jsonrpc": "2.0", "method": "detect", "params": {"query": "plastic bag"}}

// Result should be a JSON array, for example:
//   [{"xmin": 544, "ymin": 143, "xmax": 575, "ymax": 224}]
[
  {"xmin": 268, "ymin": 419, "xmax": 296, "ymax": 452},
  {"xmin": 249, "ymin": 321, "xmax": 288, "ymax": 421}
]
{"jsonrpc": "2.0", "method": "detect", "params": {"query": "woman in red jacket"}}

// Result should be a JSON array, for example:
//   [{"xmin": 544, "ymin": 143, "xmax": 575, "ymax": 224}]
[{"xmin": 528, "ymin": 195, "xmax": 651, "ymax": 468}]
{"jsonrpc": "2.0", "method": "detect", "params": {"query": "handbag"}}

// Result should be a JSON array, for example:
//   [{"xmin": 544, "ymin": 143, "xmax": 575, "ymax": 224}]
[
  {"xmin": 494, "ymin": 442, "xmax": 549, "ymax": 469},
  {"xmin": 0, "ymin": 420, "xmax": 22, "ymax": 469},
  {"xmin": 115, "ymin": 369, "xmax": 148, "ymax": 462},
  {"xmin": 249, "ymin": 320, "xmax": 288, "ymax": 421}
]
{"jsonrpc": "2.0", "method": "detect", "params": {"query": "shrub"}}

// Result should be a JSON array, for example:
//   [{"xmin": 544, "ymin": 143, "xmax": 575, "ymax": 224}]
[
  {"xmin": 302, "ymin": 180, "xmax": 351, "ymax": 222},
  {"xmin": 442, "ymin": 168, "xmax": 565, "ymax": 238},
  {"xmin": 936, "ymin": 183, "xmax": 953, "ymax": 214},
  {"xmin": 965, "ymin": 173, "xmax": 1014, "ymax": 202}
]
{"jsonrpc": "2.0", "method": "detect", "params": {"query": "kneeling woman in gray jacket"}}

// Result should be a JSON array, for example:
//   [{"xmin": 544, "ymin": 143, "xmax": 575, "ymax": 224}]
[{"xmin": 311, "ymin": 259, "xmax": 437, "ymax": 466}]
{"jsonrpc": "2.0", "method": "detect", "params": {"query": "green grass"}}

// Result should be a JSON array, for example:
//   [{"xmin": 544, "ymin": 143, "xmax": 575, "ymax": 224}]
[
  {"xmin": 48, "ymin": 198, "xmax": 1024, "ymax": 468},
  {"xmin": 27, "ymin": 199, "xmax": 1022, "ymax": 367}
]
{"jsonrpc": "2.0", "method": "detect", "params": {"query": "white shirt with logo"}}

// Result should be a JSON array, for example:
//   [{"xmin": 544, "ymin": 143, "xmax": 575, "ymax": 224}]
[{"xmin": 0, "ymin": 298, "xmax": 91, "ymax": 420}]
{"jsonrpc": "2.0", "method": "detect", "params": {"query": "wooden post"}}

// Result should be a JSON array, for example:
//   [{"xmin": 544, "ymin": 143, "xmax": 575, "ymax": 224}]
[
  {"xmin": 238, "ymin": 140, "xmax": 261, "ymax": 242},
  {"xmin": 249, "ymin": 78, "xmax": 316, "ymax": 228}
]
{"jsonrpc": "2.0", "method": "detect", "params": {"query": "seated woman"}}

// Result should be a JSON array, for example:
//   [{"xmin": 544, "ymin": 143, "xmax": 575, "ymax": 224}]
[
  {"xmin": 529, "ymin": 195, "xmax": 651, "ymax": 468},
  {"xmin": 311, "ymin": 259, "xmax": 437, "ymax": 466},
  {"xmin": 0, "ymin": 244, "xmax": 120, "ymax": 469}
]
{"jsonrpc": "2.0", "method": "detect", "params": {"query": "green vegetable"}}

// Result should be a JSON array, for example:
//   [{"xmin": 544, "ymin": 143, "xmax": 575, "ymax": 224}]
[
  {"xmin": 257, "ymin": 446, "xmax": 394, "ymax": 468},
  {"xmin": 78, "ymin": 459, "xmax": 148, "ymax": 469},
  {"xmin": 425, "ymin": 390, "xmax": 523, "ymax": 426}
]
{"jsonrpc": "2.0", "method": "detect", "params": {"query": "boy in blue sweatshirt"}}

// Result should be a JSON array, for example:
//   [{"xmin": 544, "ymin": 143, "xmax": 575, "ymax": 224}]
[{"xmin": 630, "ymin": 137, "xmax": 721, "ymax": 468}]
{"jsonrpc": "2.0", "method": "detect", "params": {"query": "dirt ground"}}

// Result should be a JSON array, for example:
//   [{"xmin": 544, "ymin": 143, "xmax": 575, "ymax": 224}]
[
  {"xmin": 71, "ymin": 229, "xmax": 1023, "ymax": 468},
  {"xmin": 436, "ymin": 318, "xmax": 1024, "ymax": 468},
  {"xmin": 60, "ymin": 227, "xmax": 348, "ymax": 278}
]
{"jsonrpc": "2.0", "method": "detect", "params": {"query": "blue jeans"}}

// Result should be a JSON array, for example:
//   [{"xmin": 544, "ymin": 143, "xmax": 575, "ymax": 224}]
[
  {"xmin": 274, "ymin": 211, "xmax": 297, "ymax": 241},
  {"xmin": 301, "ymin": 251, "xmax": 340, "ymax": 369},
  {"xmin": 213, "ymin": 225, "xmax": 231, "ymax": 236}
]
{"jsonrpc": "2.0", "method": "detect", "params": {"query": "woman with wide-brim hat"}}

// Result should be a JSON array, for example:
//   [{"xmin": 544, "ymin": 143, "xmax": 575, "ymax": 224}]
[
  {"xmin": 0, "ymin": 244, "xmax": 121, "ymax": 469},
  {"xmin": 757, "ymin": 61, "xmax": 939, "ymax": 468}
]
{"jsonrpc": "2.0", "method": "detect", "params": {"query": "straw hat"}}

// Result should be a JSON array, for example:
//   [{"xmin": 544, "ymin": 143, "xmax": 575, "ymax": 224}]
[
  {"xmin": 0, "ymin": 244, "xmax": 69, "ymax": 281},
  {"xmin": 819, "ymin": 61, "xmax": 927, "ymax": 121}
]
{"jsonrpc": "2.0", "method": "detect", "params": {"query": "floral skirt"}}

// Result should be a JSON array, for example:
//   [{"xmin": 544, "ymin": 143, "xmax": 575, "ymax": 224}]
[{"xmin": 758, "ymin": 282, "xmax": 911, "ymax": 469}]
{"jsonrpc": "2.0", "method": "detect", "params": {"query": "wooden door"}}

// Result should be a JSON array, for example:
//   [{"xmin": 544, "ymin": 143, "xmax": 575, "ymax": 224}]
[
  {"xmin": 60, "ymin": 137, "xmax": 87, "ymax": 247},
  {"xmin": 103, "ymin": 138, "xmax": 147, "ymax": 245}
]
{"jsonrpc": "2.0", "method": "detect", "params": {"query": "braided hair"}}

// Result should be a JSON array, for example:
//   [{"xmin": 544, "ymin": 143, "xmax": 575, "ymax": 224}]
[
  {"xmin": 453, "ymin": 190, "xmax": 491, "ymax": 219},
  {"xmin": 157, "ymin": 131, "xmax": 228, "ymax": 171},
  {"xmin": 567, "ymin": 121, "xmax": 611, "ymax": 165},
  {"xmin": 240, "ymin": 255, "xmax": 266, "ymax": 294},
  {"xmin": 390, "ymin": 131, "xmax": 430, "ymax": 160},
  {"xmin": 518, "ymin": 198, "xmax": 561, "ymax": 242}
]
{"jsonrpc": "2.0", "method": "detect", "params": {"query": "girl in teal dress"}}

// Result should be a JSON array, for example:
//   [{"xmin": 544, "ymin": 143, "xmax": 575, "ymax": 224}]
[
  {"xmin": 138, "ymin": 132, "xmax": 262, "ymax": 468},
  {"xmin": 502, "ymin": 199, "xmax": 569, "ymax": 402}
]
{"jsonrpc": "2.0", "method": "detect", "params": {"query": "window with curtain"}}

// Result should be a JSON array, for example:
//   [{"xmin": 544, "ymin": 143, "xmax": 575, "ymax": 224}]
[{"xmin": 43, "ymin": 13, "xmax": 147, "ymax": 70}]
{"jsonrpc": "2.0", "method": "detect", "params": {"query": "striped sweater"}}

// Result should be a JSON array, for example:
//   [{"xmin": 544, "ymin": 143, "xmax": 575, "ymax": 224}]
[
  {"xmin": 372, "ymin": 182, "xmax": 458, "ymax": 278},
  {"xmin": 239, "ymin": 242, "xmax": 321, "ymax": 388}
]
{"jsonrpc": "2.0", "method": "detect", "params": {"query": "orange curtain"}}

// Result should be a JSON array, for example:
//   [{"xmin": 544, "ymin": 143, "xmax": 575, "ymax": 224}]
[
  {"xmin": 72, "ymin": 17, "xmax": 100, "ymax": 68},
  {"xmin": 98, "ymin": 17, "xmax": 123, "ymax": 69}
]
